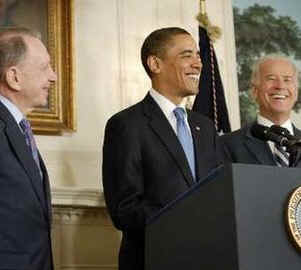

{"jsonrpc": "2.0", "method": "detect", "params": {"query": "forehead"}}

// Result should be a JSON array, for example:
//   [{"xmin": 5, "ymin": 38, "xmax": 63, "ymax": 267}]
[
  {"xmin": 260, "ymin": 59, "xmax": 295, "ymax": 76},
  {"xmin": 23, "ymin": 35, "xmax": 50, "ymax": 61}
]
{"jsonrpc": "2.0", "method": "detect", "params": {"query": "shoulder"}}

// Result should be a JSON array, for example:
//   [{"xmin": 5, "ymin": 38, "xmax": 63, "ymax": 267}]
[
  {"xmin": 293, "ymin": 125, "xmax": 301, "ymax": 137},
  {"xmin": 104, "ymin": 100, "xmax": 146, "ymax": 135},
  {"xmin": 187, "ymin": 110, "xmax": 215, "ymax": 127},
  {"xmin": 219, "ymin": 124, "xmax": 252, "ymax": 145}
]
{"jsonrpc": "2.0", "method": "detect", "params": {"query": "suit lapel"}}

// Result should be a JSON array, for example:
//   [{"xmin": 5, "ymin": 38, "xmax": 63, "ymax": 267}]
[
  {"xmin": 293, "ymin": 125, "xmax": 301, "ymax": 137},
  {"xmin": 188, "ymin": 112, "xmax": 208, "ymax": 180},
  {"xmin": 244, "ymin": 124, "xmax": 276, "ymax": 165},
  {"xmin": 143, "ymin": 94, "xmax": 194, "ymax": 186},
  {"xmin": 0, "ymin": 103, "xmax": 48, "ymax": 217},
  {"xmin": 39, "ymin": 153, "xmax": 52, "ymax": 223}
]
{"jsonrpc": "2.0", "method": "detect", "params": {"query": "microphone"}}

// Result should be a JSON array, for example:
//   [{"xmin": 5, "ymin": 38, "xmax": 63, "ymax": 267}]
[
  {"xmin": 269, "ymin": 125, "xmax": 295, "ymax": 140},
  {"xmin": 251, "ymin": 124, "xmax": 289, "ymax": 147},
  {"xmin": 269, "ymin": 125, "xmax": 301, "ymax": 147}
]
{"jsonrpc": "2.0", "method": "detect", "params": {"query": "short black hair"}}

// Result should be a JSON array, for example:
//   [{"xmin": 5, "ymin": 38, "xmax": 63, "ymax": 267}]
[{"xmin": 141, "ymin": 27, "xmax": 190, "ymax": 77}]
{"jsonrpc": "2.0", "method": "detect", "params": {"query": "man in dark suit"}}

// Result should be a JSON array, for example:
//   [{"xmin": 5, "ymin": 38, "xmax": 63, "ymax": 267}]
[
  {"xmin": 0, "ymin": 27, "xmax": 56, "ymax": 269},
  {"xmin": 102, "ymin": 27, "xmax": 223, "ymax": 270},
  {"xmin": 221, "ymin": 54, "xmax": 300, "ymax": 166}
]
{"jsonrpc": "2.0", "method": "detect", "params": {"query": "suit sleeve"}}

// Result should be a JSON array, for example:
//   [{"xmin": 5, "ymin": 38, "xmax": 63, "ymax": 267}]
[{"xmin": 102, "ymin": 116, "xmax": 160, "ymax": 231}]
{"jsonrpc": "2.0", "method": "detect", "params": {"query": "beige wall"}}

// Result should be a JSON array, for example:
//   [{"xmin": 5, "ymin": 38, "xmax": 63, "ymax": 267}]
[
  {"xmin": 37, "ymin": 1, "xmax": 239, "ymax": 269},
  {"xmin": 35, "ymin": 0, "xmax": 239, "ymax": 196}
]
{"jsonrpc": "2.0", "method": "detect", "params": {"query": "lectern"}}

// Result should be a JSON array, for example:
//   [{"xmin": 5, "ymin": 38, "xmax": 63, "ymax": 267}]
[{"xmin": 145, "ymin": 163, "xmax": 301, "ymax": 270}]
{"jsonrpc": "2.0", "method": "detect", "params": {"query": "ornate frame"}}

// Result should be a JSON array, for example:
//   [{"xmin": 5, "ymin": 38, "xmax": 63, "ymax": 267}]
[{"xmin": 28, "ymin": 0, "xmax": 75, "ymax": 135}]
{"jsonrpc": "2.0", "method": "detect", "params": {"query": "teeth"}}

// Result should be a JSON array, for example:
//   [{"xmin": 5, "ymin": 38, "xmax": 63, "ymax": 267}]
[
  {"xmin": 187, "ymin": 74, "xmax": 200, "ymax": 81},
  {"xmin": 272, "ymin": 94, "xmax": 286, "ymax": 99}
]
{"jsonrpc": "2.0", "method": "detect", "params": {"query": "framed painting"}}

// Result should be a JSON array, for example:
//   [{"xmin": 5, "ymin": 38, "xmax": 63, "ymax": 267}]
[
  {"xmin": 232, "ymin": 0, "xmax": 301, "ymax": 127},
  {"xmin": 1, "ymin": 0, "xmax": 76, "ymax": 135}
]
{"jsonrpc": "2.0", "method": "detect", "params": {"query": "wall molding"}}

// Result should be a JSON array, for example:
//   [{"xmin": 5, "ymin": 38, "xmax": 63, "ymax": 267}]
[{"xmin": 51, "ymin": 187, "xmax": 105, "ymax": 207}]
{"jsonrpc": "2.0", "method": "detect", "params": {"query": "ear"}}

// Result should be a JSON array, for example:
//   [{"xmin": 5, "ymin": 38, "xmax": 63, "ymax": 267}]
[
  {"xmin": 5, "ymin": 66, "xmax": 21, "ymax": 91},
  {"xmin": 147, "ymin": 55, "xmax": 162, "ymax": 75}
]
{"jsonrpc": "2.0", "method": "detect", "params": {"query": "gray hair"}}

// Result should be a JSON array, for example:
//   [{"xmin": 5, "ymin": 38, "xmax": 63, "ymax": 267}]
[
  {"xmin": 0, "ymin": 26, "xmax": 41, "ymax": 82},
  {"xmin": 250, "ymin": 53, "xmax": 299, "ymax": 88}
]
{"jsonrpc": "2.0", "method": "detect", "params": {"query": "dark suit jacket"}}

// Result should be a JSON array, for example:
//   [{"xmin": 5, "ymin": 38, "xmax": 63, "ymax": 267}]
[
  {"xmin": 102, "ymin": 93, "xmax": 223, "ymax": 270},
  {"xmin": 0, "ymin": 101, "xmax": 53, "ymax": 270},
  {"xmin": 220, "ymin": 122, "xmax": 301, "ymax": 165}
]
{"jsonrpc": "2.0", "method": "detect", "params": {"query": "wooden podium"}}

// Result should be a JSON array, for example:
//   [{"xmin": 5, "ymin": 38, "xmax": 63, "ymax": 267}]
[{"xmin": 145, "ymin": 163, "xmax": 301, "ymax": 269}]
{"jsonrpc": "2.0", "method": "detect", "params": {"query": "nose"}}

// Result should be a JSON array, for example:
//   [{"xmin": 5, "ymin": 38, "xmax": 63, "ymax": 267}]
[
  {"xmin": 273, "ymin": 77, "xmax": 286, "ymax": 89},
  {"xmin": 49, "ymin": 67, "xmax": 57, "ymax": 82},
  {"xmin": 192, "ymin": 55, "xmax": 202, "ymax": 71}
]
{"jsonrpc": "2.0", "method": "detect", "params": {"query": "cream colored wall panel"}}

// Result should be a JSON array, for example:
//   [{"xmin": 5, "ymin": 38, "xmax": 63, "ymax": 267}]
[
  {"xmin": 117, "ymin": 0, "xmax": 157, "ymax": 108},
  {"xmin": 220, "ymin": 0, "xmax": 240, "ymax": 130},
  {"xmin": 52, "ymin": 207, "xmax": 120, "ymax": 270},
  {"xmin": 35, "ymin": 0, "xmax": 240, "ymax": 191},
  {"xmin": 118, "ymin": 0, "xmax": 202, "ymax": 109},
  {"xmin": 180, "ymin": 0, "xmax": 200, "ymax": 41},
  {"xmin": 203, "ymin": 0, "xmax": 240, "ymax": 130},
  {"xmin": 37, "ymin": 1, "xmax": 122, "ymax": 188},
  {"xmin": 156, "ymin": 0, "xmax": 182, "ymax": 26}
]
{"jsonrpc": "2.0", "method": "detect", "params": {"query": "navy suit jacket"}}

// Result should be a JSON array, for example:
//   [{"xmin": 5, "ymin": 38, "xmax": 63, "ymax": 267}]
[
  {"xmin": 220, "ymin": 122, "xmax": 301, "ymax": 165},
  {"xmin": 0, "ymin": 101, "xmax": 53, "ymax": 270},
  {"xmin": 102, "ymin": 93, "xmax": 223, "ymax": 270}
]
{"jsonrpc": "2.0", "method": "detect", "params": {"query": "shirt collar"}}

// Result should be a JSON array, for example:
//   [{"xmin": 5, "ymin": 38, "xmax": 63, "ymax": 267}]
[
  {"xmin": 257, "ymin": 114, "xmax": 294, "ymax": 135},
  {"xmin": 149, "ymin": 88, "xmax": 187, "ymax": 119}
]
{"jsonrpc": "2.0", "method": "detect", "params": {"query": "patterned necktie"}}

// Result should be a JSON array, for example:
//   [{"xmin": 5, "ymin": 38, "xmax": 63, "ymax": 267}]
[
  {"xmin": 20, "ymin": 118, "xmax": 42, "ymax": 177},
  {"xmin": 274, "ymin": 143, "xmax": 289, "ymax": 167},
  {"xmin": 174, "ymin": 107, "xmax": 196, "ymax": 180}
]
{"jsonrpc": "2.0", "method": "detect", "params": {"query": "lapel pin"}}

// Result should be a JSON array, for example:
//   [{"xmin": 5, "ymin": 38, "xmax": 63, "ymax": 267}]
[{"xmin": 195, "ymin": 126, "xmax": 200, "ymax": 131}]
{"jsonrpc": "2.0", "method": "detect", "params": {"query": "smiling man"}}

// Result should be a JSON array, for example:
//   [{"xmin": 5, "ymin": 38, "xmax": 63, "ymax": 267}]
[
  {"xmin": 0, "ymin": 27, "xmax": 56, "ymax": 270},
  {"xmin": 220, "ymin": 54, "xmax": 301, "ymax": 166},
  {"xmin": 102, "ymin": 27, "xmax": 223, "ymax": 270}
]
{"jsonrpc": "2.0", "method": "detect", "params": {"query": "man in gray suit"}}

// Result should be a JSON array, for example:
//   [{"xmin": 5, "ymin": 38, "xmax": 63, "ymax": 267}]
[
  {"xmin": 221, "ymin": 54, "xmax": 301, "ymax": 165},
  {"xmin": 0, "ymin": 27, "xmax": 56, "ymax": 269}
]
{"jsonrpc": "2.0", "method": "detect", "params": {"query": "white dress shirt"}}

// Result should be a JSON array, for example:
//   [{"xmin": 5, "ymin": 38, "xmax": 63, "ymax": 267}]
[{"xmin": 149, "ymin": 88, "xmax": 191, "ymax": 135}]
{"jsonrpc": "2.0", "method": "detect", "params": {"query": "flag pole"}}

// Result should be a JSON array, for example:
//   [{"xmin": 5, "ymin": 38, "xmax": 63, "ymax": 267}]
[
  {"xmin": 193, "ymin": 0, "xmax": 231, "ymax": 133},
  {"xmin": 200, "ymin": 0, "xmax": 206, "ymax": 15},
  {"xmin": 197, "ymin": 0, "xmax": 221, "ymax": 42}
]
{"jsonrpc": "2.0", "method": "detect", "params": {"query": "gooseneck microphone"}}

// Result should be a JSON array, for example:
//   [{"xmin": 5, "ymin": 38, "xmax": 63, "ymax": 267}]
[
  {"xmin": 251, "ymin": 124, "xmax": 289, "ymax": 147},
  {"xmin": 251, "ymin": 124, "xmax": 301, "ymax": 168}
]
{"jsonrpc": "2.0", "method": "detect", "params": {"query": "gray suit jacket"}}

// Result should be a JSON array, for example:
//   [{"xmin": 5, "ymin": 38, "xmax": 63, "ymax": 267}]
[
  {"xmin": 0, "ymin": 101, "xmax": 53, "ymax": 270},
  {"xmin": 220, "ymin": 122, "xmax": 301, "ymax": 165}
]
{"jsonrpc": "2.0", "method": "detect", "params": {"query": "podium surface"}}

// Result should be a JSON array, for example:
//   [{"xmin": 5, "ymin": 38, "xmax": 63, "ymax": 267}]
[{"xmin": 145, "ymin": 163, "xmax": 301, "ymax": 270}]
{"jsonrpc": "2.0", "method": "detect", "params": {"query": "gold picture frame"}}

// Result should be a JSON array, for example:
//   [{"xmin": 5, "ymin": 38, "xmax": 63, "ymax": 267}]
[{"xmin": 25, "ymin": 0, "xmax": 76, "ymax": 135}]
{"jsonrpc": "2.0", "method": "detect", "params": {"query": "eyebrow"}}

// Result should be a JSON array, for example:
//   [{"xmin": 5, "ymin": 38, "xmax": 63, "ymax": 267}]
[
  {"xmin": 265, "ymin": 74, "xmax": 294, "ymax": 78},
  {"xmin": 178, "ymin": 49, "xmax": 200, "ymax": 56}
]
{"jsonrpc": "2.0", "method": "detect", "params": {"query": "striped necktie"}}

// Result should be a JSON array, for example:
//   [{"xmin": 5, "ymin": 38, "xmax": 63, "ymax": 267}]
[
  {"xmin": 174, "ymin": 107, "xmax": 196, "ymax": 180},
  {"xmin": 274, "ymin": 143, "xmax": 289, "ymax": 167},
  {"xmin": 20, "ymin": 118, "xmax": 43, "ymax": 177}
]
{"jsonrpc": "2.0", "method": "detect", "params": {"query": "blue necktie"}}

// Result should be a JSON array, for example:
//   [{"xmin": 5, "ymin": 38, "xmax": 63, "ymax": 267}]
[
  {"xmin": 20, "ymin": 118, "xmax": 43, "ymax": 178},
  {"xmin": 174, "ymin": 107, "xmax": 196, "ymax": 180}
]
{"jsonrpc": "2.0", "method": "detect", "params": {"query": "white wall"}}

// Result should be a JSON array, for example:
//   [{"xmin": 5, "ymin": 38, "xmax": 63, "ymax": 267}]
[{"xmin": 35, "ymin": 0, "xmax": 240, "ymax": 201}]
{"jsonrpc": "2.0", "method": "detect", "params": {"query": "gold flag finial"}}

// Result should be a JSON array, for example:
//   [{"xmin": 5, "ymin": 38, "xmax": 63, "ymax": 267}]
[
  {"xmin": 200, "ymin": 0, "xmax": 206, "ymax": 15},
  {"xmin": 197, "ymin": 0, "xmax": 221, "ymax": 42}
]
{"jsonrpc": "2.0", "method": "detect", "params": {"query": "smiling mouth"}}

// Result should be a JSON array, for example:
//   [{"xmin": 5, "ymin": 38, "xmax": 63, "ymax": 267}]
[
  {"xmin": 187, "ymin": 74, "xmax": 200, "ymax": 82},
  {"xmin": 271, "ymin": 94, "xmax": 288, "ymax": 100}
]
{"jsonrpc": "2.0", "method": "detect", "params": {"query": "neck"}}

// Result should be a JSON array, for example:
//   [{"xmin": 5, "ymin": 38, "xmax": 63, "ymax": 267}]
[{"xmin": 260, "ymin": 113, "xmax": 290, "ymax": 126}]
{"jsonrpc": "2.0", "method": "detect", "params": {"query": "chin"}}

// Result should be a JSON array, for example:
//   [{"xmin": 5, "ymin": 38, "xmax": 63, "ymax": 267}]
[{"xmin": 37, "ymin": 99, "xmax": 48, "ymax": 108}]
